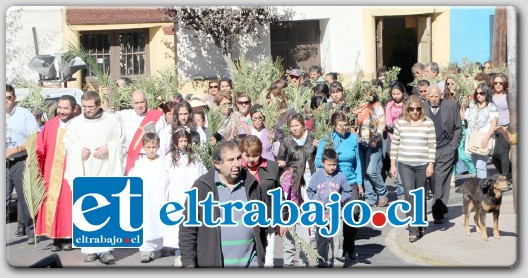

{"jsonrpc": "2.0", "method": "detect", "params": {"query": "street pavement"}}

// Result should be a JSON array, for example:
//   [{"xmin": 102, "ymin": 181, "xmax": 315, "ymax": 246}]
[{"xmin": 4, "ymin": 167, "xmax": 517, "ymax": 268}]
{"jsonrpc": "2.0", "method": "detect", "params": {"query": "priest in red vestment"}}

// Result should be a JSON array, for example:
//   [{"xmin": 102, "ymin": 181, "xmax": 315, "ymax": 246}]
[{"xmin": 35, "ymin": 95, "xmax": 78, "ymax": 252}]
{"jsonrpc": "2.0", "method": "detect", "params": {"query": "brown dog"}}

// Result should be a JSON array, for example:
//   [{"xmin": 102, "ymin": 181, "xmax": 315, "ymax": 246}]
[{"xmin": 461, "ymin": 175, "xmax": 509, "ymax": 240}]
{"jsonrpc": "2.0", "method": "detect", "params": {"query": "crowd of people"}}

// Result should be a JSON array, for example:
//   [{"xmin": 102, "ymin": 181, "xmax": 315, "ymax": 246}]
[{"xmin": 5, "ymin": 59, "xmax": 513, "ymax": 268}]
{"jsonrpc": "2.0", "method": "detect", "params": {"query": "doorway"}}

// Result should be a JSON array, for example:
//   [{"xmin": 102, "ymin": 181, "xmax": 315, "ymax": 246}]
[
  {"xmin": 376, "ymin": 16, "xmax": 427, "ymax": 92},
  {"xmin": 270, "ymin": 20, "xmax": 321, "ymax": 72}
]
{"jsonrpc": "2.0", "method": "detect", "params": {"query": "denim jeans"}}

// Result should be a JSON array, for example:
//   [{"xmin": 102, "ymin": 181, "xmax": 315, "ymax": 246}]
[
  {"xmin": 471, "ymin": 154, "xmax": 488, "ymax": 179},
  {"xmin": 360, "ymin": 142, "xmax": 388, "ymax": 205},
  {"xmin": 397, "ymin": 162, "xmax": 428, "ymax": 236}
]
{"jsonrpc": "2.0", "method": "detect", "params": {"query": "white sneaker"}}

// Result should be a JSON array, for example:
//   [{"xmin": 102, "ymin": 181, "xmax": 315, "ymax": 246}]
[{"xmin": 174, "ymin": 255, "xmax": 182, "ymax": 267}]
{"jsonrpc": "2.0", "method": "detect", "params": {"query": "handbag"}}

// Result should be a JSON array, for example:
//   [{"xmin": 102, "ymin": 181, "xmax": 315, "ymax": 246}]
[{"xmin": 468, "ymin": 131, "xmax": 495, "ymax": 156}]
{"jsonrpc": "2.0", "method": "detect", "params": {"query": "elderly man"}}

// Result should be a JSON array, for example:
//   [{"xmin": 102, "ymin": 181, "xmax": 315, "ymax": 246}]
[
  {"xmin": 114, "ymin": 90, "xmax": 165, "ymax": 174},
  {"xmin": 179, "ymin": 141, "xmax": 267, "ymax": 268},
  {"xmin": 63, "ymin": 90, "xmax": 125, "ymax": 264},
  {"xmin": 5, "ymin": 84, "xmax": 38, "ymax": 243},
  {"xmin": 35, "ymin": 95, "xmax": 79, "ymax": 252},
  {"xmin": 424, "ymin": 85, "xmax": 462, "ymax": 224}
]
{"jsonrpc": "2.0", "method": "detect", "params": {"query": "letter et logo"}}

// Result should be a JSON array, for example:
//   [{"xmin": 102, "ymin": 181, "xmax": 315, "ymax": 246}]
[{"xmin": 72, "ymin": 177, "xmax": 143, "ymax": 248}]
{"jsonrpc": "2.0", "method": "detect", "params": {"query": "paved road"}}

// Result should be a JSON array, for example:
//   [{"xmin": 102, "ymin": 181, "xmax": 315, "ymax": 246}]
[{"xmin": 4, "ymin": 167, "xmax": 516, "ymax": 268}]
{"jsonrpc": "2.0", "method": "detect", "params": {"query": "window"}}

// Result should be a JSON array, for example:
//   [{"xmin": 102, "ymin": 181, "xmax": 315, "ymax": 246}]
[{"xmin": 80, "ymin": 29, "xmax": 149, "ymax": 84}]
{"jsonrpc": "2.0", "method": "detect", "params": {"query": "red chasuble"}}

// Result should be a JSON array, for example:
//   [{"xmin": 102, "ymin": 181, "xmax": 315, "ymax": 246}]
[
  {"xmin": 35, "ymin": 116, "xmax": 72, "ymax": 239},
  {"xmin": 125, "ymin": 109, "xmax": 162, "ymax": 175}
]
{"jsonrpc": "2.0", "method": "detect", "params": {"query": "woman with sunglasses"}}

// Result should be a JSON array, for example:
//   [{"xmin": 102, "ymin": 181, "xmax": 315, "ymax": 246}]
[
  {"xmin": 204, "ymin": 79, "xmax": 220, "ymax": 108},
  {"xmin": 464, "ymin": 83, "xmax": 498, "ymax": 179},
  {"xmin": 390, "ymin": 95, "xmax": 436, "ymax": 243},
  {"xmin": 214, "ymin": 90, "xmax": 250, "ymax": 141},
  {"xmin": 443, "ymin": 76, "xmax": 458, "ymax": 100},
  {"xmin": 234, "ymin": 92, "xmax": 252, "ymax": 125},
  {"xmin": 491, "ymin": 73, "xmax": 511, "ymax": 180}
]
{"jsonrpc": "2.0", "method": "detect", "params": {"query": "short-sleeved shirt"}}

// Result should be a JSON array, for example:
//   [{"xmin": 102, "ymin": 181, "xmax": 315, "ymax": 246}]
[
  {"xmin": 6, "ymin": 106, "xmax": 38, "ymax": 158},
  {"xmin": 214, "ymin": 171, "xmax": 258, "ymax": 267}
]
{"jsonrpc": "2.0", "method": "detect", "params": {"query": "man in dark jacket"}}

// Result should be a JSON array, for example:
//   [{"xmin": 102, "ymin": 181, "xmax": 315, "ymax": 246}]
[
  {"xmin": 179, "ymin": 140, "xmax": 267, "ymax": 268},
  {"xmin": 424, "ymin": 85, "xmax": 462, "ymax": 224}
]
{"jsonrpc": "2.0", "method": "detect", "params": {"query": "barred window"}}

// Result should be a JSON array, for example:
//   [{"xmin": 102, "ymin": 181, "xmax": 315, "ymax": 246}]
[{"xmin": 80, "ymin": 29, "xmax": 149, "ymax": 84}]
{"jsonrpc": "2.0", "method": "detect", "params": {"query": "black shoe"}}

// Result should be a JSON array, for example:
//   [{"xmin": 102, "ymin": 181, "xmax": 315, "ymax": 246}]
[
  {"xmin": 84, "ymin": 253, "xmax": 98, "ymax": 262},
  {"xmin": 15, "ymin": 226, "xmax": 26, "ymax": 237},
  {"xmin": 50, "ymin": 245, "xmax": 62, "ymax": 252},
  {"xmin": 434, "ymin": 219, "xmax": 444, "ymax": 224},
  {"xmin": 27, "ymin": 237, "xmax": 37, "ymax": 245},
  {"xmin": 62, "ymin": 243, "xmax": 73, "ymax": 251},
  {"xmin": 99, "ymin": 252, "xmax": 115, "ymax": 264}
]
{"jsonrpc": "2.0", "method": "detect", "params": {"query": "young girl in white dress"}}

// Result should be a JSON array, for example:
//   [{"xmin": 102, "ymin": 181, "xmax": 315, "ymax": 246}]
[
  {"xmin": 128, "ymin": 133, "xmax": 166, "ymax": 263},
  {"xmin": 162, "ymin": 128, "xmax": 207, "ymax": 267}
]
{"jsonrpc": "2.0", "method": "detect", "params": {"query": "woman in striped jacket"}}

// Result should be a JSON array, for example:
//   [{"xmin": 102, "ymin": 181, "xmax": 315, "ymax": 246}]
[{"xmin": 389, "ymin": 95, "xmax": 436, "ymax": 243}]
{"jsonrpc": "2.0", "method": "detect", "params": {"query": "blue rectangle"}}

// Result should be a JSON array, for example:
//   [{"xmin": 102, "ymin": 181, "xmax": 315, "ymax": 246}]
[{"xmin": 72, "ymin": 177, "xmax": 143, "ymax": 248}]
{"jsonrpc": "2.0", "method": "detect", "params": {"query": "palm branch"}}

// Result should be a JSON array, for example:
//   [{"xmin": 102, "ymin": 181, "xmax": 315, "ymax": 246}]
[
  {"xmin": 206, "ymin": 105, "xmax": 223, "ymax": 136},
  {"xmin": 287, "ymin": 228, "xmax": 325, "ymax": 263},
  {"xmin": 283, "ymin": 84, "xmax": 311, "ymax": 114},
  {"xmin": 18, "ymin": 85, "xmax": 47, "ymax": 114},
  {"xmin": 22, "ymin": 133, "xmax": 47, "ymax": 247},
  {"xmin": 230, "ymin": 54, "xmax": 283, "ymax": 104},
  {"xmin": 65, "ymin": 42, "xmax": 112, "ymax": 88},
  {"xmin": 153, "ymin": 65, "xmax": 179, "ymax": 103},
  {"xmin": 191, "ymin": 142, "xmax": 214, "ymax": 170}
]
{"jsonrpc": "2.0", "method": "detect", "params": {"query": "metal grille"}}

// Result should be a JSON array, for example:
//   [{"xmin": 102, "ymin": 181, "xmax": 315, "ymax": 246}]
[
  {"xmin": 80, "ymin": 33, "xmax": 111, "ymax": 77},
  {"xmin": 119, "ymin": 32, "xmax": 146, "ymax": 76}
]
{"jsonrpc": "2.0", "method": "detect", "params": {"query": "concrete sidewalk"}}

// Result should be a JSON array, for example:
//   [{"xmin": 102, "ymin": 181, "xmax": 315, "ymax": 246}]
[{"xmin": 385, "ymin": 175, "xmax": 518, "ymax": 267}]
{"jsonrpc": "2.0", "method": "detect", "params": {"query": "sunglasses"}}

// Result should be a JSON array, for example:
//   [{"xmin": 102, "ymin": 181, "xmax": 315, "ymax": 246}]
[
  {"xmin": 6, "ymin": 95, "xmax": 14, "ymax": 101},
  {"xmin": 290, "ymin": 76, "xmax": 301, "ymax": 80},
  {"xmin": 237, "ymin": 101, "xmax": 250, "ymax": 106},
  {"xmin": 408, "ymin": 107, "xmax": 422, "ymax": 112},
  {"xmin": 476, "ymin": 91, "xmax": 486, "ymax": 96},
  {"xmin": 209, "ymin": 85, "xmax": 219, "ymax": 89},
  {"xmin": 494, "ymin": 82, "xmax": 503, "ymax": 85}
]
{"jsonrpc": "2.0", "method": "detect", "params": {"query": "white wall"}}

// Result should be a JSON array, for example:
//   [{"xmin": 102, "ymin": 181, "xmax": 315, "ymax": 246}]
[
  {"xmin": 176, "ymin": 25, "xmax": 271, "ymax": 80},
  {"xmin": 6, "ymin": 6, "xmax": 64, "ymax": 85}
]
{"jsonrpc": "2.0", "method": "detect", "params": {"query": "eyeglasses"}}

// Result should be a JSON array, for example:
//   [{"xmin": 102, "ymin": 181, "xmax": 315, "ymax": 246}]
[
  {"xmin": 237, "ymin": 100, "xmax": 250, "ymax": 106},
  {"xmin": 476, "ymin": 91, "xmax": 486, "ymax": 96},
  {"xmin": 6, "ymin": 95, "xmax": 14, "ymax": 101},
  {"xmin": 252, "ymin": 117, "xmax": 264, "ymax": 121},
  {"xmin": 209, "ymin": 85, "xmax": 219, "ymax": 89},
  {"xmin": 494, "ymin": 82, "xmax": 503, "ymax": 85},
  {"xmin": 408, "ymin": 107, "xmax": 422, "ymax": 112},
  {"xmin": 290, "ymin": 76, "xmax": 301, "ymax": 80}
]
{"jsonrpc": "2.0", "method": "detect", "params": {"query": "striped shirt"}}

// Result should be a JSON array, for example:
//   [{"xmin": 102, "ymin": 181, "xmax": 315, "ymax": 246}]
[
  {"xmin": 390, "ymin": 117, "xmax": 437, "ymax": 165},
  {"xmin": 215, "ymin": 172, "xmax": 258, "ymax": 267}
]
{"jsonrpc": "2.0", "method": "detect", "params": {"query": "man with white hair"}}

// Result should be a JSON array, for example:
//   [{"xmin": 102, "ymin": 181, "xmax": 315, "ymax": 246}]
[
  {"xmin": 114, "ymin": 90, "xmax": 166, "ymax": 174},
  {"xmin": 424, "ymin": 85, "xmax": 462, "ymax": 224}
]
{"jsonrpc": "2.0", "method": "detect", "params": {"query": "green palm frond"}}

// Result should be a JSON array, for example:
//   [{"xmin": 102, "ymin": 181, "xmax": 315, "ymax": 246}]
[
  {"xmin": 287, "ymin": 228, "xmax": 325, "ymax": 263},
  {"xmin": 191, "ymin": 142, "xmax": 214, "ymax": 170},
  {"xmin": 153, "ymin": 65, "xmax": 179, "ymax": 102},
  {"xmin": 283, "ymin": 84, "xmax": 311, "ymax": 114},
  {"xmin": 18, "ymin": 85, "xmax": 46, "ymax": 113},
  {"xmin": 312, "ymin": 103, "xmax": 334, "ymax": 141},
  {"xmin": 65, "ymin": 42, "xmax": 112, "ymax": 88},
  {"xmin": 260, "ymin": 98, "xmax": 281, "ymax": 132},
  {"xmin": 22, "ymin": 133, "xmax": 47, "ymax": 247},
  {"xmin": 206, "ymin": 105, "xmax": 223, "ymax": 136},
  {"xmin": 135, "ymin": 76, "xmax": 162, "ymax": 109},
  {"xmin": 230, "ymin": 54, "xmax": 283, "ymax": 103}
]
